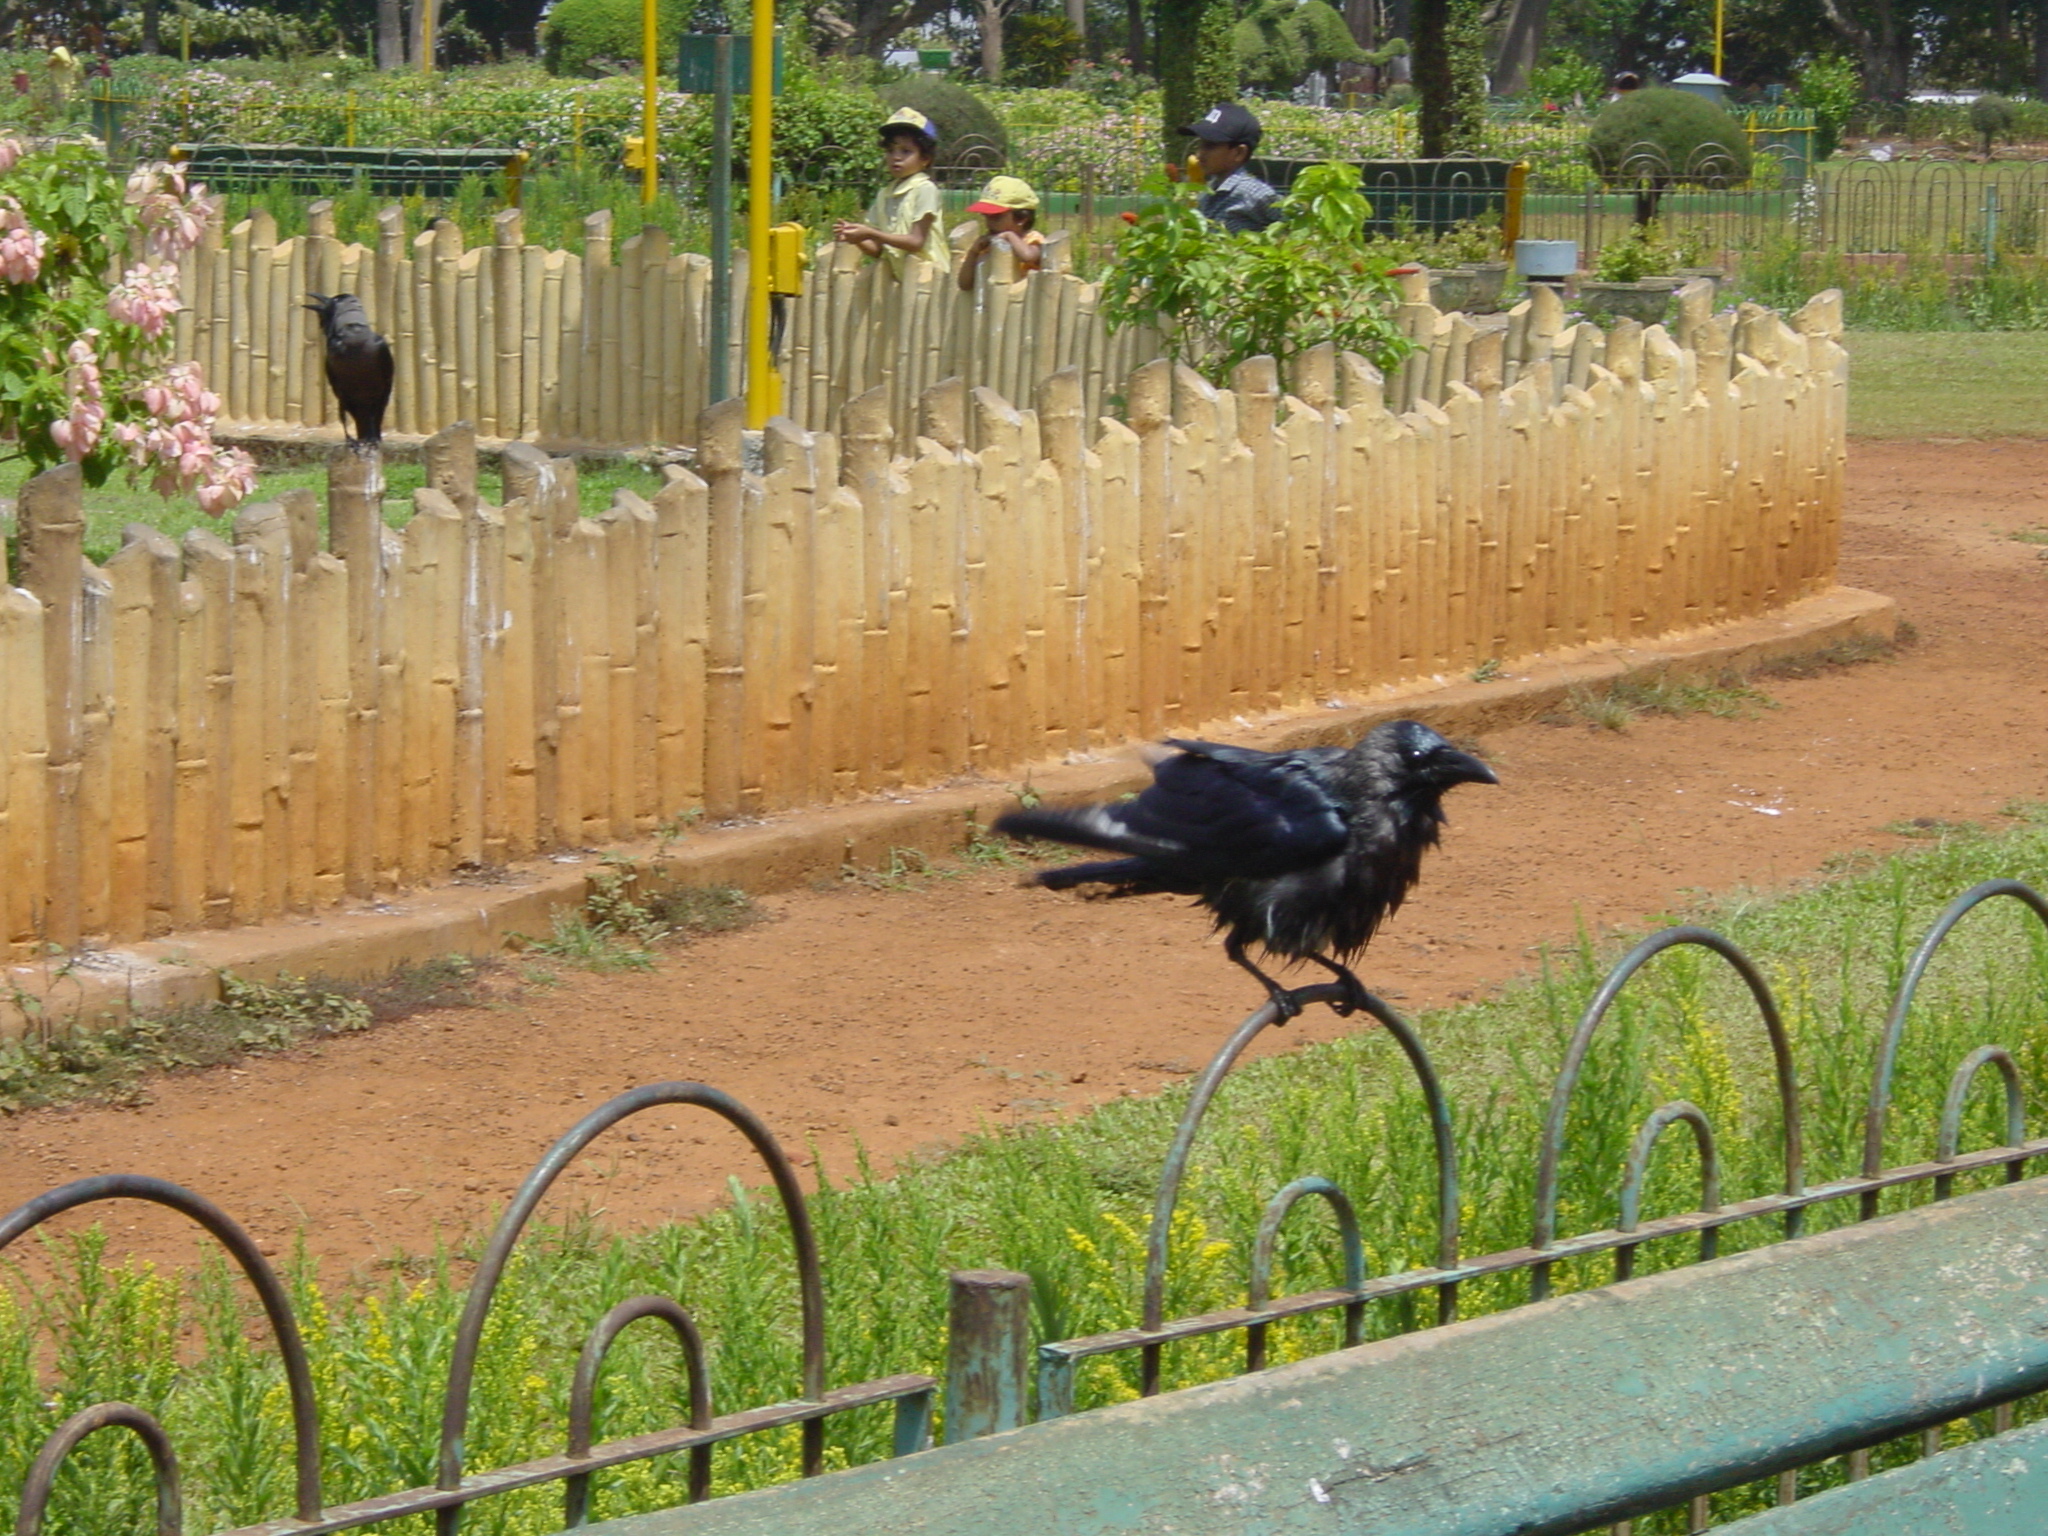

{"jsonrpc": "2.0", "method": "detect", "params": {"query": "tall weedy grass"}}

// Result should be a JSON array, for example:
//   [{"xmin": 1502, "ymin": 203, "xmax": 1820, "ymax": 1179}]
[{"xmin": 5, "ymin": 811, "xmax": 2048, "ymax": 1534}]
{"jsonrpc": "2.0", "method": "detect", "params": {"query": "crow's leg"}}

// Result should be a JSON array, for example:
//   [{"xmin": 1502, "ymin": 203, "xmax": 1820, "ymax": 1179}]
[
  {"xmin": 1303, "ymin": 954, "xmax": 1372, "ymax": 1017},
  {"xmin": 1225, "ymin": 935, "xmax": 1301, "ymax": 1022}
]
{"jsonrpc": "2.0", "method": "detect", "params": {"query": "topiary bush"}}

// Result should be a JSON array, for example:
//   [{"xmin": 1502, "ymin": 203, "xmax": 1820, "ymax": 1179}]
[
  {"xmin": 1588, "ymin": 87, "xmax": 1751, "ymax": 224},
  {"xmin": 541, "ymin": 0, "xmax": 687, "ymax": 77},
  {"xmin": 878, "ymin": 75, "xmax": 1008, "ymax": 174},
  {"xmin": 1970, "ymin": 93, "xmax": 2016, "ymax": 157},
  {"xmin": 1589, "ymin": 87, "xmax": 1751, "ymax": 183}
]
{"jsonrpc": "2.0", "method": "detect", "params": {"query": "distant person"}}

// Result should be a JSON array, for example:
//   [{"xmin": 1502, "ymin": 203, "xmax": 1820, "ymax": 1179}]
[
  {"xmin": 1609, "ymin": 70, "xmax": 1643, "ymax": 100},
  {"xmin": 956, "ymin": 174, "xmax": 1044, "ymax": 291},
  {"xmin": 833, "ymin": 107, "xmax": 945, "ymax": 275},
  {"xmin": 1174, "ymin": 102, "xmax": 1282, "ymax": 234}
]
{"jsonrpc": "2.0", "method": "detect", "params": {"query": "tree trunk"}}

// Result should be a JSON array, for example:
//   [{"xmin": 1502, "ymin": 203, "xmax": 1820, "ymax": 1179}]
[
  {"xmin": 142, "ymin": 0, "xmax": 160, "ymax": 53},
  {"xmin": 1414, "ymin": 0, "xmax": 1450, "ymax": 153},
  {"xmin": 2035, "ymin": 0, "xmax": 2048, "ymax": 97},
  {"xmin": 1126, "ymin": 0, "xmax": 1146, "ymax": 70},
  {"xmin": 1489, "ymin": 0, "xmax": 1548, "ymax": 96},
  {"xmin": 1819, "ymin": 0, "xmax": 1910, "ymax": 102},
  {"xmin": 378, "ymin": 0, "xmax": 407, "ymax": 66},
  {"xmin": 1065, "ymin": 0, "xmax": 1089, "ymax": 54},
  {"xmin": 1156, "ymin": 0, "xmax": 1238, "ymax": 156},
  {"xmin": 979, "ymin": 0, "xmax": 1006, "ymax": 81}
]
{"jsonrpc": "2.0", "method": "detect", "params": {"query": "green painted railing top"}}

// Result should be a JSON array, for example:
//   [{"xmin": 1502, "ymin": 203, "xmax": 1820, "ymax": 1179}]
[{"xmin": 584, "ymin": 1176, "xmax": 2048, "ymax": 1536}]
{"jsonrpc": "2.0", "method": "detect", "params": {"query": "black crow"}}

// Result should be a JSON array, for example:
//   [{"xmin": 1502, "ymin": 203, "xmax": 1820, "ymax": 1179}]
[
  {"xmin": 994, "ymin": 720, "xmax": 1497, "ymax": 1019},
  {"xmin": 305, "ymin": 292, "xmax": 394, "ymax": 449}
]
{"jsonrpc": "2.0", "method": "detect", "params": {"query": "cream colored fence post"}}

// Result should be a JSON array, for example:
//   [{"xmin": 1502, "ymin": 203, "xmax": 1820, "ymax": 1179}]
[
  {"xmin": 652, "ymin": 470, "xmax": 710, "ymax": 822},
  {"xmin": 1036, "ymin": 368, "xmax": 1090, "ymax": 758},
  {"xmin": 914, "ymin": 378, "xmax": 971, "ymax": 781},
  {"xmin": 839, "ymin": 388, "xmax": 897, "ymax": 791},
  {"xmin": 0, "ymin": 573, "xmax": 47, "ymax": 961},
  {"xmin": 17, "ymin": 466, "xmax": 87, "ymax": 950},
  {"xmin": 327, "ymin": 447, "xmax": 385, "ymax": 897},
  {"xmin": 699, "ymin": 399, "xmax": 746, "ymax": 820}
]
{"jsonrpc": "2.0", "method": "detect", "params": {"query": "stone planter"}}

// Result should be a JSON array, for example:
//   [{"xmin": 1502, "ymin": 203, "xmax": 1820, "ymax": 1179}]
[
  {"xmin": 1576, "ymin": 277, "xmax": 1684, "ymax": 325},
  {"xmin": 1430, "ymin": 260, "xmax": 1510, "ymax": 314}
]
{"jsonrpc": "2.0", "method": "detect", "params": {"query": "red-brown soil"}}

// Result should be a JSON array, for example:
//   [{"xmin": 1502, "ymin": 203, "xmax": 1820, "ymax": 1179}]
[{"xmin": 4, "ymin": 438, "xmax": 2045, "ymax": 1279}]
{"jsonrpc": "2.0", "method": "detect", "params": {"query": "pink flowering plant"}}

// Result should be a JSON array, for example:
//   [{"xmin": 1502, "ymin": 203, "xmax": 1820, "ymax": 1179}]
[{"xmin": 0, "ymin": 139, "xmax": 255, "ymax": 514}]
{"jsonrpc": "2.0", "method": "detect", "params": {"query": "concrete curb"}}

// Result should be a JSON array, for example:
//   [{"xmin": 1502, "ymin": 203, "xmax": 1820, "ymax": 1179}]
[{"xmin": 2, "ymin": 586, "xmax": 1895, "ymax": 1033}]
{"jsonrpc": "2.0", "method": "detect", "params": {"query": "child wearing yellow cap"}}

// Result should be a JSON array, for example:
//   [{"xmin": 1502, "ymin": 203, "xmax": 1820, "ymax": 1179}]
[
  {"xmin": 834, "ymin": 107, "xmax": 945, "ymax": 273},
  {"xmin": 956, "ymin": 174, "xmax": 1045, "ymax": 291}
]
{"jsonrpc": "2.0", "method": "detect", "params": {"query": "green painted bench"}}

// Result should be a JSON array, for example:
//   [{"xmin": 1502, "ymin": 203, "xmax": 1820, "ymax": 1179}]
[
  {"xmin": 169, "ymin": 143, "xmax": 530, "ymax": 203},
  {"xmin": 585, "ymin": 1175, "xmax": 2048, "ymax": 1536}
]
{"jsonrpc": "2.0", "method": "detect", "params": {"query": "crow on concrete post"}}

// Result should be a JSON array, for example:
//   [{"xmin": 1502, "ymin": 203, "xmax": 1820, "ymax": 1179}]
[
  {"xmin": 305, "ymin": 292, "xmax": 394, "ymax": 449},
  {"xmin": 995, "ymin": 720, "xmax": 1498, "ymax": 1019}
]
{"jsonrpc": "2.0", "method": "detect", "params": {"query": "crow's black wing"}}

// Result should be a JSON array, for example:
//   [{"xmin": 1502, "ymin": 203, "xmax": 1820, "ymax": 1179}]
[{"xmin": 995, "ymin": 741, "xmax": 1349, "ymax": 883}]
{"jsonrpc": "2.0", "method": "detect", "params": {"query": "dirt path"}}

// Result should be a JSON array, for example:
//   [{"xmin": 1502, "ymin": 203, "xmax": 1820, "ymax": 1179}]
[{"xmin": 5, "ymin": 438, "xmax": 2046, "ymax": 1279}]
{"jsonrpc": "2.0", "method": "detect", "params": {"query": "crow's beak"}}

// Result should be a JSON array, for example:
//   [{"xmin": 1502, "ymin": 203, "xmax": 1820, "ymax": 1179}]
[{"xmin": 1436, "ymin": 748, "xmax": 1498, "ymax": 787}]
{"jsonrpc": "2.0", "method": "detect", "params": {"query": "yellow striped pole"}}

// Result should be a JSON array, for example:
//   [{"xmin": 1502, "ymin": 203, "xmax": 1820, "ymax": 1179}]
[
  {"xmin": 641, "ymin": 0, "xmax": 659, "ymax": 206},
  {"xmin": 746, "ymin": 0, "xmax": 778, "ymax": 426}
]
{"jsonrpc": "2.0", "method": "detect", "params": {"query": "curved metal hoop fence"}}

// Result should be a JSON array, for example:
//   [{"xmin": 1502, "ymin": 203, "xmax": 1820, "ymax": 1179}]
[
  {"xmin": 0, "ymin": 1085, "xmax": 937, "ymax": 1536},
  {"xmin": 3, "ymin": 882, "xmax": 2046, "ymax": 1533}
]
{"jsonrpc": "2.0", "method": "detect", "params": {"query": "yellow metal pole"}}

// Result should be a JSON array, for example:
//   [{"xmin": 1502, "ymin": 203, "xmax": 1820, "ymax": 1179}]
[
  {"xmin": 745, "ymin": 2, "xmax": 777, "ymax": 426},
  {"xmin": 641, "ymin": 0, "xmax": 659, "ymax": 206},
  {"xmin": 1714, "ymin": 0, "xmax": 1724, "ymax": 78},
  {"xmin": 418, "ymin": 0, "xmax": 437, "ymax": 73}
]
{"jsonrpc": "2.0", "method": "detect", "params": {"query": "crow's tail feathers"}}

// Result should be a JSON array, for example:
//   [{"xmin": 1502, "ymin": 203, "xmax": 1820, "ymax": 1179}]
[{"xmin": 993, "ymin": 805, "xmax": 1180, "ymax": 861}]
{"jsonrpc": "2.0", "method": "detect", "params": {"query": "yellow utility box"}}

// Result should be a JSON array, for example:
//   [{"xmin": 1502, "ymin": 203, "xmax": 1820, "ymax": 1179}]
[
  {"xmin": 623, "ymin": 134, "xmax": 647, "ymax": 171},
  {"xmin": 767, "ymin": 222, "xmax": 808, "ymax": 295}
]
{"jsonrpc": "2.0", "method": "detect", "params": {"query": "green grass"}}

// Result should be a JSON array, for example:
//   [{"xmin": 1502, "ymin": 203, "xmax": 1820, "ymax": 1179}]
[
  {"xmin": 1843, "ymin": 330, "xmax": 2048, "ymax": 438},
  {"xmin": 0, "ymin": 457, "xmax": 669, "ymax": 569},
  {"xmin": 7, "ymin": 814, "xmax": 2048, "ymax": 1533},
  {"xmin": 1556, "ymin": 670, "xmax": 1780, "ymax": 732}
]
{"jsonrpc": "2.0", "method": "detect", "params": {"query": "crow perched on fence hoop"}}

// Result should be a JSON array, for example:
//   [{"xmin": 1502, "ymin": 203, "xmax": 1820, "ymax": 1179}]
[
  {"xmin": 995, "ymin": 720, "xmax": 1498, "ymax": 1020},
  {"xmin": 305, "ymin": 292, "xmax": 394, "ymax": 450}
]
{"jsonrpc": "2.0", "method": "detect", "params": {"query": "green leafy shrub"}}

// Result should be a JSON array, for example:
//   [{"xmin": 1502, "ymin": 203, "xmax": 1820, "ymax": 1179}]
[
  {"xmin": 1101, "ymin": 161, "xmax": 1414, "ymax": 384},
  {"xmin": 1588, "ymin": 86, "xmax": 1752, "ymax": 184},
  {"xmin": 878, "ymin": 75, "xmax": 1009, "ymax": 168},
  {"xmin": 1591, "ymin": 223, "xmax": 1677, "ymax": 281},
  {"xmin": 1004, "ymin": 13, "xmax": 1086, "ymax": 87},
  {"xmin": 1525, "ymin": 50, "xmax": 1604, "ymax": 107},
  {"xmin": 1791, "ymin": 53, "xmax": 1860, "ymax": 160},
  {"xmin": 541, "ymin": 0, "xmax": 687, "ymax": 77}
]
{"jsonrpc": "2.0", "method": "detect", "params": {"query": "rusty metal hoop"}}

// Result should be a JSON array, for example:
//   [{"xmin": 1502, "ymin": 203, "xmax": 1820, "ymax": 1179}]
[
  {"xmin": 1615, "ymin": 1100, "xmax": 1721, "ymax": 1281},
  {"xmin": 1139, "ymin": 983, "xmax": 1458, "ymax": 1392},
  {"xmin": 436, "ymin": 1083, "xmax": 823, "ymax": 1535},
  {"xmin": 0, "ymin": 1175, "xmax": 321, "ymax": 1522},
  {"xmin": 15, "ymin": 1400, "xmax": 182, "ymax": 1536},
  {"xmin": 563, "ymin": 1295, "xmax": 713, "ymax": 1527},
  {"xmin": 1861, "ymin": 879, "xmax": 2048, "ymax": 1213},
  {"xmin": 1532, "ymin": 927, "xmax": 1804, "ymax": 1297},
  {"xmin": 1246, "ymin": 1177, "xmax": 1365, "ymax": 1372}
]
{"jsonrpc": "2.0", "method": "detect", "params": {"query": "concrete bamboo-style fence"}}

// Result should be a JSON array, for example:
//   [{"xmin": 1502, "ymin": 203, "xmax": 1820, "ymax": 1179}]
[
  {"xmin": 4, "ymin": 291, "xmax": 1844, "ymax": 958},
  {"xmin": 170, "ymin": 203, "xmax": 1166, "ymax": 450}
]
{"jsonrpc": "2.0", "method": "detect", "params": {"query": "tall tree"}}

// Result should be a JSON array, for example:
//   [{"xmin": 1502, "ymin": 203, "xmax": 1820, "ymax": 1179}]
[
  {"xmin": 1156, "ymin": 0, "xmax": 1237, "ymax": 154},
  {"xmin": 377, "ymin": 0, "xmax": 407, "ymax": 64},
  {"xmin": 1815, "ymin": 0, "xmax": 1912, "ymax": 99},
  {"xmin": 1413, "ymin": 0, "xmax": 1485, "ymax": 154},
  {"xmin": 1489, "ymin": 0, "xmax": 1548, "ymax": 94}
]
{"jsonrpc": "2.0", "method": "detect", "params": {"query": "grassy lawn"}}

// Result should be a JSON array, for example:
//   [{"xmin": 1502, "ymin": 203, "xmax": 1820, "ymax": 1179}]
[
  {"xmin": 1845, "ymin": 329, "xmax": 2048, "ymax": 437},
  {"xmin": 0, "ymin": 454, "xmax": 669, "ymax": 568}
]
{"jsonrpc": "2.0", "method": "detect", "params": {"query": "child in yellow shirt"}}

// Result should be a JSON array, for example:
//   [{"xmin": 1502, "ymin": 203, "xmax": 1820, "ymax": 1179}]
[{"xmin": 833, "ymin": 107, "xmax": 945, "ymax": 274}]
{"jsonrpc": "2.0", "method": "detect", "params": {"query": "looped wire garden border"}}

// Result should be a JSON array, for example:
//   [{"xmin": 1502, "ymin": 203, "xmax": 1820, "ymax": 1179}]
[
  {"xmin": 1038, "ymin": 877, "xmax": 2048, "ymax": 1460},
  {"xmin": 1, "ymin": 1085, "xmax": 938, "ymax": 1536},
  {"xmin": 4, "ymin": 880, "xmax": 2047, "ymax": 1531}
]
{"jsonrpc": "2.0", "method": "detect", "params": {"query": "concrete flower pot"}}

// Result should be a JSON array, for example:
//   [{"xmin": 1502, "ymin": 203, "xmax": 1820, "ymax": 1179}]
[
  {"xmin": 1430, "ymin": 260, "xmax": 1510, "ymax": 314},
  {"xmin": 1577, "ymin": 277, "xmax": 1685, "ymax": 324}
]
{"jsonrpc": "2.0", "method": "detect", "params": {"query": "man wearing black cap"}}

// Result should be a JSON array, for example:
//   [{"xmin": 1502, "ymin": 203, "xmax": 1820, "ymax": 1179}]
[{"xmin": 1178, "ymin": 102, "xmax": 1282, "ymax": 234}]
